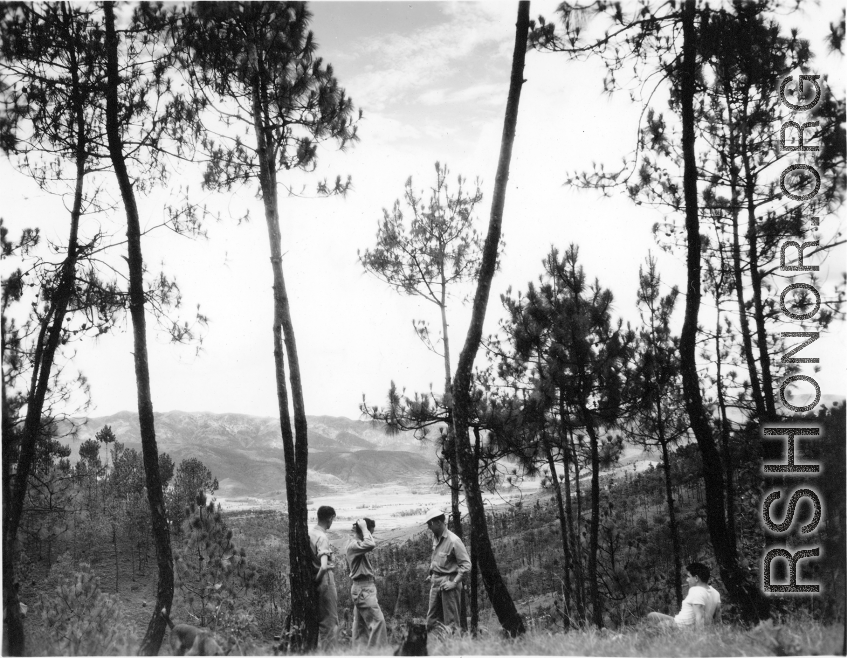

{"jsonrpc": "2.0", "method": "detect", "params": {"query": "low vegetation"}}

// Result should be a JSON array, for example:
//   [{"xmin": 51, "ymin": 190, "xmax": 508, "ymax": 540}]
[
  {"xmin": 13, "ymin": 405, "xmax": 845, "ymax": 654},
  {"xmin": 421, "ymin": 619, "xmax": 844, "ymax": 657}
]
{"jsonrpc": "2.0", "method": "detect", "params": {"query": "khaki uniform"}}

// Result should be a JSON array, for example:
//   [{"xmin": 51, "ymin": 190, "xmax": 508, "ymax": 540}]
[
  {"xmin": 426, "ymin": 528, "xmax": 471, "ymax": 630},
  {"xmin": 309, "ymin": 524, "xmax": 337, "ymax": 647},
  {"xmin": 346, "ymin": 532, "xmax": 387, "ymax": 648}
]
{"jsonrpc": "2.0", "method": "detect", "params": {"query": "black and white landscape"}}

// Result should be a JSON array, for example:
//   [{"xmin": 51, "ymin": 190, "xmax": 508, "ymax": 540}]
[
  {"xmin": 63, "ymin": 411, "xmax": 431, "ymax": 498},
  {"xmin": 2, "ymin": 1, "xmax": 844, "ymax": 656}
]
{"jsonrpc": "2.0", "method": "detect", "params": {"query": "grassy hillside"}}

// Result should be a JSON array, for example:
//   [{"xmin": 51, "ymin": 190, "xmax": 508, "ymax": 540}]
[
  {"xmin": 17, "ymin": 405, "xmax": 845, "ymax": 655},
  {"xmin": 19, "ymin": 493, "xmax": 844, "ymax": 656}
]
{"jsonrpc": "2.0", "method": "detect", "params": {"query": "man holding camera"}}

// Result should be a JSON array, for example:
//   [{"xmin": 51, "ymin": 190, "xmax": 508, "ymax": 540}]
[{"xmin": 346, "ymin": 517, "xmax": 387, "ymax": 648}]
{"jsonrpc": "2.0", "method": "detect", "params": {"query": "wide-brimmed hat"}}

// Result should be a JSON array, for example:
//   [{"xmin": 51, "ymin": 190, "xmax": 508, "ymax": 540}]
[{"xmin": 423, "ymin": 507, "xmax": 446, "ymax": 524}]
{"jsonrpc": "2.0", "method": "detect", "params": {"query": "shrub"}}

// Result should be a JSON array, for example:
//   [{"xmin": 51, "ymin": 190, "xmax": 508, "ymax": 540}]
[
  {"xmin": 175, "ymin": 493, "xmax": 261, "ymax": 646},
  {"xmin": 392, "ymin": 507, "xmax": 427, "ymax": 517},
  {"xmin": 31, "ymin": 560, "xmax": 137, "ymax": 656}
]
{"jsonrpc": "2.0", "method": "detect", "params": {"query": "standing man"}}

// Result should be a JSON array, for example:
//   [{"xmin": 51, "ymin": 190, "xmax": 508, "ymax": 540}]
[
  {"xmin": 345, "ymin": 518, "xmax": 388, "ymax": 648},
  {"xmin": 309, "ymin": 505, "xmax": 338, "ymax": 647},
  {"xmin": 423, "ymin": 507, "xmax": 471, "ymax": 631}
]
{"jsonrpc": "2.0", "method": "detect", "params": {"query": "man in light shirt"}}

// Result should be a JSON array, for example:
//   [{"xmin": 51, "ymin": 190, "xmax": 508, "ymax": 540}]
[
  {"xmin": 309, "ymin": 505, "xmax": 338, "ymax": 647},
  {"xmin": 345, "ymin": 517, "xmax": 387, "ymax": 648},
  {"xmin": 648, "ymin": 562, "xmax": 722, "ymax": 629},
  {"xmin": 423, "ymin": 507, "xmax": 471, "ymax": 631}
]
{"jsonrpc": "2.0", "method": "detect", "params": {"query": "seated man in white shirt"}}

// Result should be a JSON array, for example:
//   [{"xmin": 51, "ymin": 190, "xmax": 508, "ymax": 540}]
[{"xmin": 647, "ymin": 562, "xmax": 721, "ymax": 629}]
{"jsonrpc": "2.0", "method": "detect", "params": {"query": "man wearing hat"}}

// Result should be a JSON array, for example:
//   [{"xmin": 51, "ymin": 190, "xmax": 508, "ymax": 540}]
[{"xmin": 423, "ymin": 507, "xmax": 471, "ymax": 631}]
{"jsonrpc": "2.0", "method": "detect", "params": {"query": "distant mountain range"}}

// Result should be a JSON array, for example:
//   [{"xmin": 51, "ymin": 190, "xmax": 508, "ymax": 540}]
[
  {"xmin": 58, "ymin": 411, "xmax": 436, "ymax": 498},
  {"xmin": 58, "ymin": 396, "xmax": 843, "ymax": 500}
]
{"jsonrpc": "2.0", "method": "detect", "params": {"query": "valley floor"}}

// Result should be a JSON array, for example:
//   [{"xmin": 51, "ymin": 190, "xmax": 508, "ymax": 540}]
[{"xmin": 218, "ymin": 443, "xmax": 661, "ymax": 547}]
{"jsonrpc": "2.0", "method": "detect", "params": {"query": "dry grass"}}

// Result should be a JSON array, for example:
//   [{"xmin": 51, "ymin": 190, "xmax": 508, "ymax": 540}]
[
  {"xmin": 424, "ymin": 621, "xmax": 844, "ymax": 657},
  {"xmin": 25, "ymin": 607, "xmax": 842, "ymax": 655},
  {"xmin": 318, "ymin": 620, "xmax": 844, "ymax": 657}
]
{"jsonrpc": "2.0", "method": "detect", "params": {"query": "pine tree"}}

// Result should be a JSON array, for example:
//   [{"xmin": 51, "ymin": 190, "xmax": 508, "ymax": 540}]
[
  {"xmin": 168, "ymin": 457, "xmax": 219, "ymax": 533},
  {"xmin": 175, "ymin": 494, "xmax": 258, "ymax": 638},
  {"xmin": 95, "ymin": 426, "xmax": 116, "ymax": 470},
  {"xmin": 0, "ymin": 6, "xmax": 112, "ymax": 649},
  {"xmin": 361, "ymin": 162, "xmax": 489, "ymax": 542},
  {"xmin": 103, "ymin": 3, "xmax": 178, "ymax": 649},
  {"xmin": 503, "ymin": 246, "xmax": 632, "ymax": 627},
  {"xmin": 360, "ymin": 162, "xmax": 501, "ymax": 630},
  {"xmin": 530, "ymin": 0, "xmax": 775, "ymax": 622},
  {"xmin": 627, "ymin": 255, "xmax": 687, "ymax": 607},
  {"xmin": 450, "ymin": 1, "xmax": 530, "ymax": 636},
  {"xmin": 698, "ymin": 6, "xmax": 844, "ymax": 417},
  {"xmin": 178, "ymin": 3, "xmax": 358, "ymax": 647}
]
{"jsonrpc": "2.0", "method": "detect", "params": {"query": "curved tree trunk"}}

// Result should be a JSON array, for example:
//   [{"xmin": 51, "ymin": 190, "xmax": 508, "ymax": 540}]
[
  {"xmin": 677, "ymin": 0, "xmax": 769, "ymax": 623},
  {"xmin": 4, "ymin": 7, "xmax": 92, "ymax": 652},
  {"xmin": 451, "ymin": 0, "xmax": 529, "ymax": 637},
  {"xmin": 247, "ymin": 43, "xmax": 318, "ymax": 650},
  {"xmin": 104, "ymin": 5, "xmax": 174, "ymax": 653}
]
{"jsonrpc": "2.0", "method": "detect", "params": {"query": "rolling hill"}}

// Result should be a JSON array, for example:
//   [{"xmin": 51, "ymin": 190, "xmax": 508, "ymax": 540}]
[{"xmin": 58, "ymin": 410, "xmax": 436, "ymax": 498}]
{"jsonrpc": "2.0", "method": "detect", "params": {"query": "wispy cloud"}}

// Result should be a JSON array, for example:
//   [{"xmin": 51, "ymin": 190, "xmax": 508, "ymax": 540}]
[
  {"xmin": 418, "ymin": 82, "xmax": 507, "ymax": 107},
  {"xmin": 343, "ymin": 4, "xmax": 516, "ymax": 112}
]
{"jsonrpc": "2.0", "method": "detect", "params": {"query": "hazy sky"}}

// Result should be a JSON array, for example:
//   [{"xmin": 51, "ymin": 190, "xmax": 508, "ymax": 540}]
[{"xmin": 2, "ymin": 1, "xmax": 844, "ymax": 420}]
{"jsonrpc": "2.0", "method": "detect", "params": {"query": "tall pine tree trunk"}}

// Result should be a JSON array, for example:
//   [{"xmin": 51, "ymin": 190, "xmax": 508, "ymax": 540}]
[
  {"xmin": 247, "ymin": 44, "xmax": 318, "ymax": 649},
  {"xmin": 653, "ymin": 380, "xmax": 682, "ymax": 608},
  {"xmin": 676, "ymin": 0, "xmax": 769, "ymax": 623},
  {"xmin": 722, "ymin": 102, "xmax": 765, "ymax": 417},
  {"xmin": 2, "ymin": 346, "xmax": 24, "ymax": 657},
  {"xmin": 439, "ymin": 299, "xmax": 467, "ymax": 630},
  {"xmin": 565, "ymin": 423, "xmax": 586, "ymax": 622},
  {"xmin": 469, "ymin": 535, "xmax": 479, "ymax": 633},
  {"xmin": 439, "ymin": 297, "xmax": 463, "ymax": 539},
  {"xmin": 104, "ymin": 5, "xmax": 174, "ymax": 652},
  {"xmin": 544, "ymin": 438, "xmax": 572, "ymax": 627},
  {"xmin": 470, "ymin": 426, "xmax": 483, "ymax": 633},
  {"xmin": 659, "ymin": 438, "xmax": 683, "ymax": 608},
  {"xmin": 740, "ymin": 124, "xmax": 776, "ymax": 418},
  {"xmin": 713, "ymin": 311, "xmax": 737, "ymax": 554},
  {"xmin": 3, "ymin": 14, "xmax": 89, "ymax": 648},
  {"xmin": 581, "ymin": 410, "xmax": 603, "ymax": 627},
  {"xmin": 451, "ymin": 0, "xmax": 529, "ymax": 637}
]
